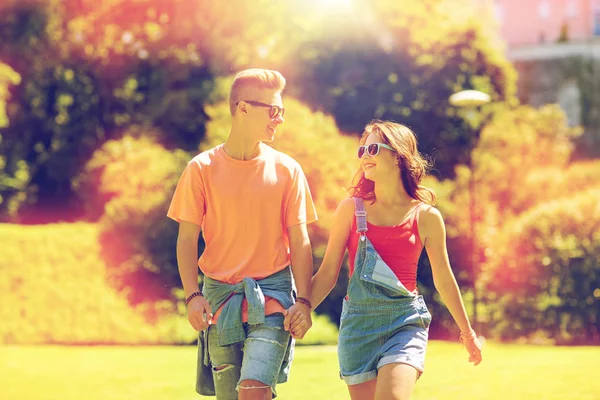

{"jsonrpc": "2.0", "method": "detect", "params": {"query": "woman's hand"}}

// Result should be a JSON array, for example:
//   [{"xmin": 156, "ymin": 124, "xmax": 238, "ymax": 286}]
[{"xmin": 462, "ymin": 335, "xmax": 483, "ymax": 366}]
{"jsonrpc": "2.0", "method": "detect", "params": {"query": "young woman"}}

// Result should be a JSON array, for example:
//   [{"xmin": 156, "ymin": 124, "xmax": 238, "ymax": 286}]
[{"xmin": 298, "ymin": 120, "xmax": 482, "ymax": 399}]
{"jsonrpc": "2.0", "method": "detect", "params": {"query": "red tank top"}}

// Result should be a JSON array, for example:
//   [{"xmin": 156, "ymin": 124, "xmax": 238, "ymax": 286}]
[{"xmin": 347, "ymin": 203, "xmax": 424, "ymax": 292}]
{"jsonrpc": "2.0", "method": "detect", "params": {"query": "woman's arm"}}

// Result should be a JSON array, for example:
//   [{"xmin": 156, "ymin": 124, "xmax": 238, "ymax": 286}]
[
  {"xmin": 420, "ymin": 206, "xmax": 482, "ymax": 365},
  {"xmin": 310, "ymin": 197, "xmax": 354, "ymax": 309}
]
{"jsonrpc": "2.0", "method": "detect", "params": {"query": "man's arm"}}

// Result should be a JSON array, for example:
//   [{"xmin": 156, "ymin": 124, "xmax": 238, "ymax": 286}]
[
  {"xmin": 285, "ymin": 222, "xmax": 313, "ymax": 338},
  {"xmin": 288, "ymin": 222, "xmax": 313, "ymax": 299},
  {"xmin": 177, "ymin": 220, "xmax": 212, "ymax": 331}
]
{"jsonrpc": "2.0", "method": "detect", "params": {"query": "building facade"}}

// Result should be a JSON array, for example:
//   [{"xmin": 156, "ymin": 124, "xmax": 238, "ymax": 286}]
[{"xmin": 492, "ymin": 0, "xmax": 600, "ymax": 47}]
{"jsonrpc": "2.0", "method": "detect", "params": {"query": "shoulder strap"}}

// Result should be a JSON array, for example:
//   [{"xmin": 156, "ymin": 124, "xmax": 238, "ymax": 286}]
[
  {"xmin": 410, "ymin": 202, "xmax": 423, "ymax": 224},
  {"xmin": 353, "ymin": 197, "xmax": 368, "ymax": 234}
]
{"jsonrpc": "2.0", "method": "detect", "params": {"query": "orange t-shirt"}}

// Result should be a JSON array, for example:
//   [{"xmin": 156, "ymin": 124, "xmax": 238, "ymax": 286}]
[{"xmin": 167, "ymin": 143, "xmax": 317, "ymax": 321}]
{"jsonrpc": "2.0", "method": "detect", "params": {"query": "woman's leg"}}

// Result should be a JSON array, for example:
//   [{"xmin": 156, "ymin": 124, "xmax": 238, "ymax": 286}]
[
  {"xmin": 374, "ymin": 363, "xmax": 419, "ymax": 400},
  {"xmin": 347, "ymin": 378, "xmax": 377, "ymax": 400}
]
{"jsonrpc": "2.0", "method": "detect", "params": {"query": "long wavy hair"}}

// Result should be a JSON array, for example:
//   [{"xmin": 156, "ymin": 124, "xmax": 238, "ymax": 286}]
[{"xmin": 349, "ymin": 120, "xmax": 436, "ymax": 205}]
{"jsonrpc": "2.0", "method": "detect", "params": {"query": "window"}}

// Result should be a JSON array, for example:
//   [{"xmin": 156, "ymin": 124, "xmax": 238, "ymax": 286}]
[
  {"xmin": 494, "ymin": 3, "xmax": 504, "ymax": 24},
  {"xmin": 566, "ymin": 0, "xmax": 577, "ymax": 17},
  {"xmin": 539, "ymin": 0, "xmax": 550, "ymax": 19},
  {"xmin": 595, "ymin": 2, "xmax": 600, "ymax": 36}
]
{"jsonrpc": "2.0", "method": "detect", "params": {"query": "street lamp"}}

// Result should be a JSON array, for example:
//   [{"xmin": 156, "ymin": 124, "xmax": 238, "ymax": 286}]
[{"xmin": 449, "ymin": 89, "xmax": 491, "ymax": 335}]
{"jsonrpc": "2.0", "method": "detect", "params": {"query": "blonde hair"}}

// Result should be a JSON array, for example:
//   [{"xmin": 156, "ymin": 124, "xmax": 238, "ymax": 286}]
[
  {"xmin": 349, "ymin": 120, "xmax": 436, "ymax": 205},
  {"xmin": 229, "ymin": 69, "xmax": 286, "ymax": 115}
]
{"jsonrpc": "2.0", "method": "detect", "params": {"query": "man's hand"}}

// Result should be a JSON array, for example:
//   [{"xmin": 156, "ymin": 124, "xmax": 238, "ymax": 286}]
[
  {"xmin": 187, "ymin": 295, "xmax": 213, "ymax": 331},
  {"xmin": 283, "ymin": 303, "xmax": 312, "ymax": 339}
]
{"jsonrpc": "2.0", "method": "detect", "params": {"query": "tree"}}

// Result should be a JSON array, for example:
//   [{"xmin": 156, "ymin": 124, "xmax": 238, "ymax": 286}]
[
  {"xmin": 439, "ymin": 104, "xmax": 599, "ymax": 343},
  {"xmin": 0, "ymin": 62, "xmax": 22, "ymax": 215},
  {"xmin": 285, "ymin": 0, "xmax": 517, "ymax": 179},
  {"xmin": 0, "ymin": 0, "xmax": 214, "ymax": 221}
]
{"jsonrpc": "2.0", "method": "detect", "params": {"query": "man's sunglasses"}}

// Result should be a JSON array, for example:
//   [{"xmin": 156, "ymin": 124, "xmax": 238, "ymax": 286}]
[
  {"xmin": 357, "ymin": 143, "xmax": 395, "ymax": 159},
  {"xmin": 237, "ymin": 100, "xmax": 285, "ymax": 119}
]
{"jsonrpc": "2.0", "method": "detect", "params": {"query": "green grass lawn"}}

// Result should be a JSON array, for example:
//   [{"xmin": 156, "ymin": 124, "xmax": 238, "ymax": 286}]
[{"xmin": 1, "ymin": 341, "xmax": 598, "ymax": 400}]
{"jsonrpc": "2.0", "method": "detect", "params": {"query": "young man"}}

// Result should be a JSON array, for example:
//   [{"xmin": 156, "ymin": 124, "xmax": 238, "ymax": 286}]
[{"xmin": 167, "ymin": 68, "xmax": 316, "ymax": 400}]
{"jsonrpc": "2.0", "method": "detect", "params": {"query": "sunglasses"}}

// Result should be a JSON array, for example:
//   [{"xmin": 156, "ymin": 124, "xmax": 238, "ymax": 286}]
[
  {"xmin": 357, "ymin": 143, "xmax": 395, "ymax": 158},
  {"xmin": 237, "ymin": 100, "xmax": 285, "ymax": 119}
]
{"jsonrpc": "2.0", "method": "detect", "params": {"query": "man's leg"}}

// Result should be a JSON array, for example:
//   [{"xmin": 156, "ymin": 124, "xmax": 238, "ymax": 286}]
[
  {"xmin": 207, "ymin": 324, "xmax": 243, "ymax": 400},
  {"xmin": 239, "ymin": 314, "xmax": 291, "ymax": 399}
]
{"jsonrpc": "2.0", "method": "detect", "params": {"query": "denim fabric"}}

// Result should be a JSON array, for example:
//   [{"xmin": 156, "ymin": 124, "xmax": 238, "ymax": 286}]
[
  {"xmin": 338, "ymin": 198, "xmax": 432, "ymax": 385},
  {"xmin": 195, "ymin": 267, "xmax": 295, "ymax": 397},
  {"xmin": 207, "ymin": 314, "xmax": 291, "ymax": 399},
  {"xmin": 203, "ymin": 266, "xmax": 295, "ymax": 346}
]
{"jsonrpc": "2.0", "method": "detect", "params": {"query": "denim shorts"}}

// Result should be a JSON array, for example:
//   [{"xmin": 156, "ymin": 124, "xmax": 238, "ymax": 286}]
[
  {"xmin": 207, "ymin": 313, "xmax": 291, "ymax": 399},
  {"xmin": 338, "ymin": 295, "xmax": 431, "ymax": 385}
]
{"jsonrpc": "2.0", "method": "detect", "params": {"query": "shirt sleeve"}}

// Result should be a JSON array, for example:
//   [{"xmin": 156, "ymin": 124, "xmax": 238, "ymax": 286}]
[
  {"xmin": 167, "ymin": 160, "xmax": 206, "ymax": 226},
  {"xmin": 285, "ymin": 163, "xmax": 318, "ymax": 228}
]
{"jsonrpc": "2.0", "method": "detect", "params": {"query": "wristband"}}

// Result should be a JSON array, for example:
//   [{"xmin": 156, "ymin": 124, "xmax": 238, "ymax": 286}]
[
  {"xmin": 460, "ymin": 330, "xmax": 477, "ymax": 342},
  {"xmin": 296, "ymin": 297, "xmax": 312, "ymax": 309},
  {"xmin": 185, "ymin": 291, "xmax": 202, "ymax": 305}
]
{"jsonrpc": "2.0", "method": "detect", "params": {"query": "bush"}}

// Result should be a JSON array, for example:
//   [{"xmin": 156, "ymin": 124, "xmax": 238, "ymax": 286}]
[
  {"xmin": 0, "ymin": 223, "xmax": 196, "ymax": 344},
  {"xmin": 0, "ymin": 221, "xmax": 340, "ymax": 345},
  {"xmin": 481, "ymin": 187, "xmax": 600, "ymax": 344},
  {"xmin": 433, "ymin": 105, "xmax": 594, "ymax": 340},
  {"xmin": 74, "ymin": 132, "xmax": 190, "ymax": 309}
]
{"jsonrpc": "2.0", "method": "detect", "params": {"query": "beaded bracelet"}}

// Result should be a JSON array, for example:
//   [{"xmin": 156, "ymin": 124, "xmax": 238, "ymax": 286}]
[
  {"xmin": 296, "ymin": 297, "xmax": 312, "ymax": 309},
  {"xmin": 185, "ymin": 291, "xmax": 202, "ymax": 305}
]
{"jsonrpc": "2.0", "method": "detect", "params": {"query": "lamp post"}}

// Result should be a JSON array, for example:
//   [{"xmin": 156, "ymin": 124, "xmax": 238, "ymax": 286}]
[{"xmin": 448, "ymin": 89, "xmax": 491, "ymax": 334}]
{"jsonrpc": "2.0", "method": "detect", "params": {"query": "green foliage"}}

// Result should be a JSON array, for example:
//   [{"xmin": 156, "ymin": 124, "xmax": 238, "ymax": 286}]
[
  {"xmin": 3, "ymin": 61, "xmax": 106, "ymax": 220},
  {"xmin": 0, "ymin": 222, "xmax": 196, "ymax": 344},
  {"xmin": 286, "ymin": 0, "xmax": 517, "ymax": 178},
  {"xmin": 0, "ymin": 62, "xmax": 22, "ymax": 213},
  {"xmin": 0, "ymin": 219, "xmax": 339, "ymax": 344},
  {"xmin": 443, "ymin": 104, "xmax": 582, "ymax": 253},
  {"xmin": 514, "ymin": 56, "xmax": 600, "ymax": 158},
  {"xmin": 482, "ymin": 188, "xmax": 600, "ymax": 344},
  {"xmin": 474, "ymin": 104, "xmax": 582, "ymax": 217},
  {"xmin": 438, "ymin": 104, "xmax": 598, "ymax": 342},
  {"xmin": 75, "ymin": 133, "xmax": 190, "ymax": 307},
  {"xmin": 0, "ymin": 62, "xmax": 21, "ymax": 127},
  {"xmin": 0, "ymin": 0, "xmax": 214, "ymax": 221}
]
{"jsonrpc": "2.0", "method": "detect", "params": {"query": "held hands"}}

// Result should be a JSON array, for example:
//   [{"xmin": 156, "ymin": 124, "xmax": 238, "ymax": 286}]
[
  {"xmin": 461, "ymin": 330, "xmax": 483, "ymax": 366},
  {"xmin": 186, "ymin": 293, "xmax": 213, "ymax": 331},
  {"xmin": 283, "ymin": 300, "xmax": 312, "ymax": 339}
]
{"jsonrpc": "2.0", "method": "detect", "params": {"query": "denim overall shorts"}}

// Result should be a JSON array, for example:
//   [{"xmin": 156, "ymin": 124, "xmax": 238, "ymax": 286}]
[{"xmin": 338, "ymin": 197, "xmax": 432, "ymax": 385}]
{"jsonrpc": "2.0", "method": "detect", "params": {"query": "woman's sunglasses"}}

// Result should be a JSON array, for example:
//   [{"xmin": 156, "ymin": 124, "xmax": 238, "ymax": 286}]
[
  {"xmin": 237, "ymin": 100, "xmax": 285, "ymax": 119},
  {"xmin": 357, "ymin": 143, "xmax": 395, "ymax": 159}
]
